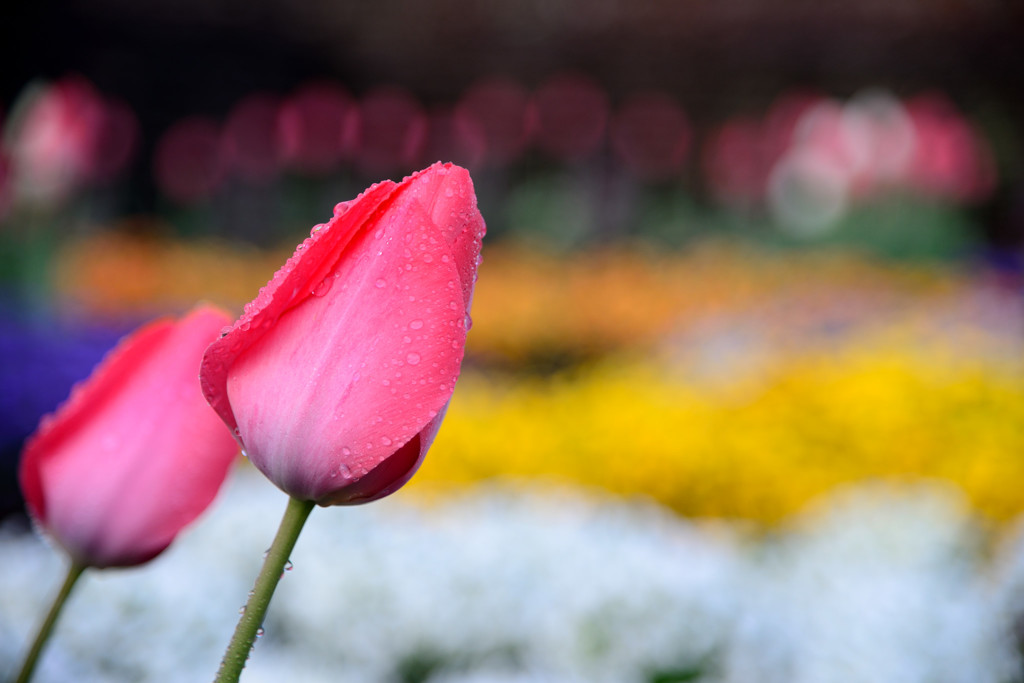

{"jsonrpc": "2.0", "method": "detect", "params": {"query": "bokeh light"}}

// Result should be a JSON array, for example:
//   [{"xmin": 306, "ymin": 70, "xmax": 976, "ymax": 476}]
[
  {"xmin": 153, "ymin": 117, "xmax": 224, "ymax": 204},
  {"xmin": 276, "ymin": 81, "xmax": 356, "ymax": 175},
  {"xmin": 221, "ymin": 93, "xmax": 282, "ymax": 183}
]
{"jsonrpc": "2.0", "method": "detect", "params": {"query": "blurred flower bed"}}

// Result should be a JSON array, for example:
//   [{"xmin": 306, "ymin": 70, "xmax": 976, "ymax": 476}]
[
  {"xmin": 2, "ymin": 71, "xmax": 1023, "ymax": 681},
  {"xmin": 0, "ymin": 75, "xmax": 1003, "ymax": 249},
  {"xmin": 423, "ymin": 344, "xmax": 1024, "ymax": 523},
  {"xmin": 30, "ymin": 234, "xmax": 1024, "ymax": 524},
  {"xmin": 50, "ymin": 234, "xmax": 982, "ymax": 359},
  {"xmin": 2, "ymin": 468, "xmax": 1022, "ymax": 683}
]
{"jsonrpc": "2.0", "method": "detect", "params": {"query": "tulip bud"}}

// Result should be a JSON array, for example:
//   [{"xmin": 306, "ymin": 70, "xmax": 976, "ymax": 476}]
[
  {"xmin": 19, "ymin": 306, "xmax": 239, "ymax": 568},
  {"xmin": 201, "ymin": 163, "xmax": 486, "ymax": 505}
]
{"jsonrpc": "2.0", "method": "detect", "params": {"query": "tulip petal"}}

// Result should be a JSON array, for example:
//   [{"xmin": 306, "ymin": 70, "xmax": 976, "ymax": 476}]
[
  {"xmin": 202, "ymin": 163, "xmax": 484, "ymax": 504},
  {"xmin": 403, "ymin": 164, "xmax": 487, "ymax": 311},
  {"xmin": 201, "ymin": 178, "xmax": 399, "ymax": 433},
  {"xmin": 20, "ymin": 307, "xmax": 238, "ymax": 568}
]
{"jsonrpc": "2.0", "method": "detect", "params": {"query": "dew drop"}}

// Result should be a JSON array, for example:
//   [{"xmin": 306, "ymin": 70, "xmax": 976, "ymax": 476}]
[
  {"xmin": 406, "ymin": 352, "xmax": 421, "ymax": 365},
  {"xmin": 375, "ymin": 278, "xmax": 387, "ymax": 289},
  {"xmin": 284, "ymin": 560, "xmax": 294, "ymax": 572},
  {"xmin": 403, "ymin": 336, "xmax": 412, "ymax": 344},
  {"xmin": 339, "ymin": 463, "xmax": 352, "ymax": 478},
  {"xmin": 256, "ymin": 628, "xmax": 265, "ymax": 638},
  {"xmin": 381, "ymin": 436, "xmax": 392, "ymax": 446},
  {"xmin": 409, "ymin": 319, "xmax": 424, "ymax": 330},
  {"xmin": 441, "ymin": 254, "xmax": 450, "ymax": 263},
  {"xmin": 382, "ymin": 379, "xmax": 390, "ymax": 386},
  {"xmin": 375, "ymin": 228, "xmax": 384, "ymax": 239},
  {"xmin": 311, "ymin": 276, "xmax": 334, "ymax": 297},
  {"xmin": 341, "ymin": 447, "xmax": 352, "ymax": 456},
  {"xmin": 422, "ymin": 253, "xmax": 434, "ymax": 263}
]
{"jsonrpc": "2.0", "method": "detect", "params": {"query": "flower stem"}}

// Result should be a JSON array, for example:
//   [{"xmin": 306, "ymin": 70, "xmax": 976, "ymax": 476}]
[
  {"xmin": 214, "ymin": 496, "xmax": 315, "ymax": 683},
  {"xmin": 15, "ymin": 561, "xmax": 86, "ymax": 683}
]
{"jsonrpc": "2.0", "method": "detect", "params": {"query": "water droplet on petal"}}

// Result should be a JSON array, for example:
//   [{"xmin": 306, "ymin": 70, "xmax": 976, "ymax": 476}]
[
  {"xmin": 406, "ymin": 352, "xmax": 421, "ymax": 365},
  {"xmin": 312, "ymin": 276, "xmax": 334, "ymax": 297},
  {"xmin": 375, "ymin": 278, "xmax": 387, "ymax": 289},
  {"xmin": 409, "ymin": 319, "xmax": 424, "ymax": 330},
  {"xmin": 341, "ymin": 447, "xmax": 352, "ymax": 456},
  {"xmin": 422, "ymin": 253, "xmax": 434, "ymax": 263},
  {"xmin": 381, "ymin": 436, "xmax": 392, "ymax": 446}
]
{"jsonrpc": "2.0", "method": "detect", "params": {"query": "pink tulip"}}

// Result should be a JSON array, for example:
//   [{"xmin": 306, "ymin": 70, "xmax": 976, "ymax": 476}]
[
  {"xmin": 19, "ymin": 306, "xmax": 240, "ymax": 568},
  {"xmin": 201, "ymin": 163, "xmax": 485, "ymax": 506}
]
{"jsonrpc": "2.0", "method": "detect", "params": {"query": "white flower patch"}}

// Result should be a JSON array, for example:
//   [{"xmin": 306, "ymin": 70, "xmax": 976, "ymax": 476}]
[{"xmin": 0, "ymin": 469, "xmax": 1021, "ymax": 683}]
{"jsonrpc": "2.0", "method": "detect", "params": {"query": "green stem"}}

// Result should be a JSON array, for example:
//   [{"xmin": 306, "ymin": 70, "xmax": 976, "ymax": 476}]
[
  {"xmin": 214, "ymin": 496, "xmax": 315, "ymax": 683},
  {"xmin": 14, "ymin": 561, "xmax": 87, "ymax": 683}
]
